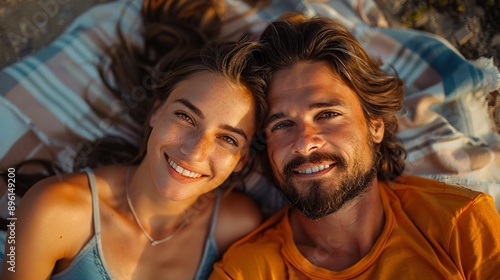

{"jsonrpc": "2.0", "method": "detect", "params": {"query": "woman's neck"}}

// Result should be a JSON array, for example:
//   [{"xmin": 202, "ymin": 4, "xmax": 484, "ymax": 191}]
[{"xmin": 125, "ymin": 164, "xmax": 200, "ymax": 238}]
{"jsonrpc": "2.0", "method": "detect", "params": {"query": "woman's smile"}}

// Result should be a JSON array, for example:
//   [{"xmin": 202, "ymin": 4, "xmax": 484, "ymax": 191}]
[{"xmin": 166, "ymin": 154, "xmax": 204, "ymax": 179}]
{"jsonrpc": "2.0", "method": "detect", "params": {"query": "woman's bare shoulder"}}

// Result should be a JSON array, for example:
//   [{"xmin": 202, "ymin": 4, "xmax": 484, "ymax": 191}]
[
  {"xmin": 17, "ymin": 170, "xmax": 95, "ymax": 235},
  {"xmin": 16, "ymin": 170, "xmax": 100, "ymax": 242},
  {"xmin": 214, "ymin": 190, "xmax": 263, "ymax": 253},
  {"xmin": 26, "ymin": 171, "xmax": 93, "ymax": 207},
  {"xmin": 7, "ymin": 171, "xmax": 96, "ymax": 277}
]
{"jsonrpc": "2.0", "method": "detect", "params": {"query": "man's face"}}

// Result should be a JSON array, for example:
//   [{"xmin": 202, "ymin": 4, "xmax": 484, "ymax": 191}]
[{"xmin": 265, "ymin": 61, "xmax": 384, "ymax": 220}]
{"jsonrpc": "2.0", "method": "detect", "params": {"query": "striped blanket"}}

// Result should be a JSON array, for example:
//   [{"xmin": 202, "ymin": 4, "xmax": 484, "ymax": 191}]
[{"xmin": 1, "ymin": 0, "xmax": 499, "ymax": 214}]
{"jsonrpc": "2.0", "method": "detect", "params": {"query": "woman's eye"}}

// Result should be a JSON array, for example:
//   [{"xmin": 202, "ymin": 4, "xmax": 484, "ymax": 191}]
[
  {"xmin": 221, "ymin": 136, "xmax": 238, "ymax": 147},
  {"xmin": 175, "ymin": 112, "xmax": 194, "ymax": 124},
  {"xmin": 318, "ymin": 111, "xmax": 340, "ymax": 119}
]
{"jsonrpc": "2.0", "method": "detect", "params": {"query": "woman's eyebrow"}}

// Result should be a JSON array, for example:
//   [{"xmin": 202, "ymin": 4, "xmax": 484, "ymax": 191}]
[
  {"xmin": 174, "ymin": 99, "xmax": 204, "ymax": 118},
  {"xmin": 175, "ymin": 98, "xmax": 248, "ymax": 141},
  {"xmin": 220, "ymin": 124, "xmax": 248, "ymax": 141}
]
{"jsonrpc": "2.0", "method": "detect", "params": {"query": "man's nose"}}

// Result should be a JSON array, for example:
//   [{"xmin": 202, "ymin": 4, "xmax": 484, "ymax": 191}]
[{"xmin": 291, "ymin": 123, "xmax": 325, "ymax": 155}]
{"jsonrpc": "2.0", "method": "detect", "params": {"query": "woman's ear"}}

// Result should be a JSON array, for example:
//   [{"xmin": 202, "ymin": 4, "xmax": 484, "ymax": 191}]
[
  {"xmin": 233, "ymin": 153, "xmax": 250, "ymax": 173},
  {"xmin": 370, "ymin": 117, "xmax": 385, "ymax": 144},
  {"xmin": 148, "ymin": 99, "xmax": 163, "ymax": 127}
]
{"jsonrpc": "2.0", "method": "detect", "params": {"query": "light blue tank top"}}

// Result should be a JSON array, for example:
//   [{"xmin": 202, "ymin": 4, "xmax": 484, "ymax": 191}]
[{"xmin": 0, "ymin": 168, "xmax": 221, "ymax": 280}]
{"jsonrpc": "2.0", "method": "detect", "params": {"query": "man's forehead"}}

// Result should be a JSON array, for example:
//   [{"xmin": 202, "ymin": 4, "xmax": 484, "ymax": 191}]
[
  {"xmin": 268, "ymin": 85, "xmax": 332, "ymax": 103},
  {"xmin": 269, "ymin": 61, "xmax": 340, "ymax": 93},
  {"xmin": 266, "ymin": 62, "xmax": 363, "ymax": 121},
  {"xmin": 269, "ymin": 62, "xmax": 348, "ymax": 100}
]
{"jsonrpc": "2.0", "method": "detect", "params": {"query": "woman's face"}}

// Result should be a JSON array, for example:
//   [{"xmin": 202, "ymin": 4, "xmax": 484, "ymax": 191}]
[{"xmin": 145, "ymin": 72, "xmax": 256, "ymax": 201}]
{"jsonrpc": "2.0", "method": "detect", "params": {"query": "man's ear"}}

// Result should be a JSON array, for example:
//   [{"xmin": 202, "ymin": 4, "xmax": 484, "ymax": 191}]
[
  {"xmin": 148, "ymin": 99, "xmax": 163, "ymax": 127},
  {"xmin": 370, "ymin": 117, "xmax": 385, "ymax": 144}
]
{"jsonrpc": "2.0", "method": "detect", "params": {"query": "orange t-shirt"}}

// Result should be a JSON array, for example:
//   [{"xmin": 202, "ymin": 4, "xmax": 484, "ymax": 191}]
[{"xmin": 211, "ymin": 175, "xmax": 500, "ymax": 279}]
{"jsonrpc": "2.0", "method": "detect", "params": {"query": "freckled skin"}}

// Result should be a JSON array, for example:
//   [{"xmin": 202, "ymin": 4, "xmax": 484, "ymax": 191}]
[{"xmin": 145, "ymin": 72, "xmax": 256, "ymax": 202}]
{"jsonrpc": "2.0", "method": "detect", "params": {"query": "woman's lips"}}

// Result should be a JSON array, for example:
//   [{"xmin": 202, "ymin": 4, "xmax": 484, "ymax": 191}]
[{"xmin": 165, "ymin": 154, "xmax": 204, "ymax": 179}]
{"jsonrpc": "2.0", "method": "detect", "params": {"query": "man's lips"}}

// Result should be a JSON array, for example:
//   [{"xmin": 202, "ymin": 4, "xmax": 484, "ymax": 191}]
[
  {"xmin": 165, "ymin": 155, "xmax": 204, "ymax": 178},
  {"xmin": 294, "ymin": 163, "xmax": 332, "ymax": 175}
]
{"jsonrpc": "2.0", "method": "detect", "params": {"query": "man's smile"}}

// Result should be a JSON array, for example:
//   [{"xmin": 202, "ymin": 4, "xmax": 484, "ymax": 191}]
[{"xmin": 295, "ymin": 163, "xmax": 332, "ymax": 174}]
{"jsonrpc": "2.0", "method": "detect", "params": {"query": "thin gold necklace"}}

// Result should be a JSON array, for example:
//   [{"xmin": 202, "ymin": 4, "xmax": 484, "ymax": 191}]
[{"xmin": 125, "ymin": 167, "xmax": 190, "ymax": 246}]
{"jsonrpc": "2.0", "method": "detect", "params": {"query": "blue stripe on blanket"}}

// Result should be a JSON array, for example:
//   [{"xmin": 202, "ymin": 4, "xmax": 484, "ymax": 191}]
[
  {"xmin": 380, "ymin": 28, "xmax": 484, "ymax": 99},
  {"xmin": 33, "ymin": 41, "xmax": 64, "ymax": 64},
  {"xmin": 12, "ymin": 30, "xmax": 85, "ymax": 67},
  {"xmin": 0, "ymin": 72, "xmax": 18, "ymax": 96},
  {"xmin": 4, "ymin": 57, "xmax": 104, "ymax": 140},
  {"xmin": 404, "ymin": 131, "xmax": 457, "ymax": 154}
]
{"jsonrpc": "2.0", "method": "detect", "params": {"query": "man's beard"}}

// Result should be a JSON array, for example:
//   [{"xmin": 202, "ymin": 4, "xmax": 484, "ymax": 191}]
[{"xmin": 280, "ymin": 145, "xmax": 378, "ymax": 220}]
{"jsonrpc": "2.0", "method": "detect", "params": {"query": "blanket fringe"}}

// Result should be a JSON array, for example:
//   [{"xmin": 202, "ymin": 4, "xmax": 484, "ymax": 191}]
[{"xmin": 471, "ymin": 57, "xmax": 500, "ymax": 92}]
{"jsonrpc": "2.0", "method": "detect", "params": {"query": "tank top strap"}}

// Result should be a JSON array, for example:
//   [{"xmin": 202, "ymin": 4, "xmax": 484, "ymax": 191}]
[
  {"xmin": 192, "ymin": 189, "xmax": 223, "ymax": 280},
  {"xmin": 82, "ymin": 168, "xmax": 103, "ymax": 240},
  {"xmin": 207, "ymin": 189, "xmax": 222, "ymax": 237}
]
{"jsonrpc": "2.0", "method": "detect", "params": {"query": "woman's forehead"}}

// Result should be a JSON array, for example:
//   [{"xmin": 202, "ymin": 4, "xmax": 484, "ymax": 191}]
[{"xmin": 162, "ymin": 72, "xmax": 256, "ymax": 127}]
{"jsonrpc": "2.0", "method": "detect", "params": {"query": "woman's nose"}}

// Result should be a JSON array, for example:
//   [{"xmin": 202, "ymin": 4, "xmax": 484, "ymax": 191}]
[{"xmin": 180, "ymin": 133, "xmax": 212, "ymax": 162}]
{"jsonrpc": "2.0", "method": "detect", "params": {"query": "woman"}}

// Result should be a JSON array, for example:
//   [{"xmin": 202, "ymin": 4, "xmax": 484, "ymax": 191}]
[
  {"xmin": 2, "ymin": 1, "xmax": 267, "ymax": 279},
  {"xmin": 1, "ymin": 1, "xmax": 270, "ymax": 278},
  {"xmin": 1, "ymin": 37, "xmax": 268, "ymax": 280}
]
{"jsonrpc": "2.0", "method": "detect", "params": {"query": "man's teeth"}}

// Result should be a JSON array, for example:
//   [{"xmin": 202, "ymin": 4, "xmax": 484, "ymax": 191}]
[
  {"xmin": 168, "ymin": 158, "xmax": 202, "ymax": 178},
  {"xmin": 297, "ymin": 164, "xmax": 330, "ymax": 174}
]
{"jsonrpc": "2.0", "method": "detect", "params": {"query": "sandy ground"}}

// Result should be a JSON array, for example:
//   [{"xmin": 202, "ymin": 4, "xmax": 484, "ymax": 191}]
[
  {"xmin": 0, "ymin": 0, "xmax": 110, "ymax": 70},
  {"xmin": 374, "ymin": 0, "xmax": 500, "ymax": 68}
]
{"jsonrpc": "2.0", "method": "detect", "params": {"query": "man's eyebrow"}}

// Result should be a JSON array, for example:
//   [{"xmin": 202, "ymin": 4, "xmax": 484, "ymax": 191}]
[
  {"xmin": 220, "ymin": 124, "xmax": 248, "ymax": 141},
  {"xmin": 266, "ymin": 98, "xmax": 347, "ymax": 125},
  {"xmin": 309, "ymin": 98, "xmax": 347, "ymax": 109},
  {"xmin": 174, "ymin": 99, "xmax": 204, "ymax": 118},
  {"xmin": 266, "ymin": 112, "xmax": 286, "ymax": 126}
]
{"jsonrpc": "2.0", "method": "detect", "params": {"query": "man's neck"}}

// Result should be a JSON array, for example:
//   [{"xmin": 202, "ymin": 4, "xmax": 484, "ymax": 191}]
[{"xmin": 289, "ymin": 179, "xmax": 385, "ymax": 271}]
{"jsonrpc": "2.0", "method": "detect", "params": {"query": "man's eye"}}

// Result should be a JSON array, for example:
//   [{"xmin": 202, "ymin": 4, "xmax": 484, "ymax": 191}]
[
  {"xmin": 318, "ymin": 111, "xmax": 340, "ymax": 119},
  {"xmin": 221, "ymin": 136, "xmax": 238, "ymax": 147},
  {"xmin": 271, "ymin": 121, "xmax": 293, "ymax": 132},
  {"xmin": 175, "ymin": 112, "xmax": 194, "ymax": 124}
]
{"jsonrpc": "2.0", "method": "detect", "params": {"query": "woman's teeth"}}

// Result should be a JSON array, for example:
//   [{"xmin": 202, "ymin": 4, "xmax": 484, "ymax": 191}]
[{"xmin": 167, "ymin": 158, "xmax": 202, "ymax": 178}]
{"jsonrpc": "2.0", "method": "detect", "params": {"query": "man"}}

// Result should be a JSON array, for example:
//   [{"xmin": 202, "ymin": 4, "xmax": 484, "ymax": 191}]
[{"xmin": 210, "ymin": 15, "xmax": 500, "ymax": 279}]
